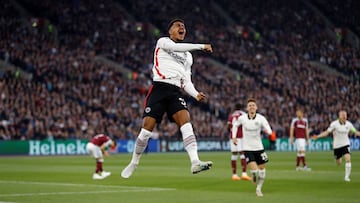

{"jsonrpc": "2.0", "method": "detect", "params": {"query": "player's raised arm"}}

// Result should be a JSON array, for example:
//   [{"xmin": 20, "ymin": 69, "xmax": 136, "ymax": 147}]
[{"xmin": 202, "ymin": 44, "xmax": 213, "ymax": 53}]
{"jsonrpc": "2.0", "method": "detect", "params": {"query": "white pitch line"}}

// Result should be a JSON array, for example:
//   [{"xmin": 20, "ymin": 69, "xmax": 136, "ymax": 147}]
[
  {"xmin": 0, "ymin": 190, "xmax": 126, "ymax": 197},
  {"xmin": 0, "ymin": 180, "xmax": 175, "ymax": 191},
  {"xmin": 0, "ymin": 180, "xmax": 175, "ymax": 197}
]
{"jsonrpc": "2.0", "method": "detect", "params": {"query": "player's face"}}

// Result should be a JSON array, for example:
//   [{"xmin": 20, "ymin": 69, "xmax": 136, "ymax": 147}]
[
  {"xmin": 339, "ymin": 111, "xmax": 347, "ymax": 122},
  {"xmin": 169, "ymin": 21, "xmax": 186, "ymax": 42},
  {"xmin": 247, "ymin": 101, "xmax": 257, "ymax": 114},
  {"xmin": 296, "ymin": 110, "xmax": 303, "ymax": 118}
]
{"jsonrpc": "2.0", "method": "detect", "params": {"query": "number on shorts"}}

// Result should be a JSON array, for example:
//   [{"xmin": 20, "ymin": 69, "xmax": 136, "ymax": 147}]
[
  {"xmin": 179, "ymin": 97, "xmax": 187, "ymax": 108},
  {"xmin": 260, "ymin": 152, "xmax": 268, "ymax": 162}
]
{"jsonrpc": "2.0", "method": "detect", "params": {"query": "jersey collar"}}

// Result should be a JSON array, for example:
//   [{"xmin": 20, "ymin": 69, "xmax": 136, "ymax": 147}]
[{"xmin": 248, "ymin": 114, "xmax": 257, "ymax": 120}]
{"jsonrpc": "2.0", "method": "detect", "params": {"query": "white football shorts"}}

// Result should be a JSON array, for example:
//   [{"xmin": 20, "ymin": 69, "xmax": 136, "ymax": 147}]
[
  {"xmin": 230, "ymin": 138, "xmax": 244, "ymax": 152},
  {"xmin": 86, "ymin": 142, "xmax": 103, "ymax": 159},
  {"xmin": 295, "ymin": 138, "xmax": 306, "ymax": 151}
]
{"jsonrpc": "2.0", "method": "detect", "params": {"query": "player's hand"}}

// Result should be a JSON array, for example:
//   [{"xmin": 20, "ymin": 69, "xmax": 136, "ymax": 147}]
[
  {"xmin": 203, "ymin": 44, "xmax": 213, "ymax": 53},
  {"xmin": 232, "ymin": 138, "xmax": 237, "ymax": 145},
  {"xmin": 103, "ymin": 151, "xmax": 110, "ymax": 157},
  {"xmin": 311, "ymin": 135, "xmax": 318, "ymax": 140},
  {"xmin": 196, "ymin": 92, "xmax": 207, "ymax": 102}
]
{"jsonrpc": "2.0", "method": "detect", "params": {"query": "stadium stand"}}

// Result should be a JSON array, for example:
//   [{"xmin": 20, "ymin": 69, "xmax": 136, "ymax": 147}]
[{"xmin": 1, "ymin": 0, "xmax": 359, "ymax": 141}]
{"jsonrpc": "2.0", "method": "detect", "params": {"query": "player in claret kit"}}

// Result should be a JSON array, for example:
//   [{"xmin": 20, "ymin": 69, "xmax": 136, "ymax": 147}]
[
  {"xmin": 289, "ymin": 109, "xmax": 311, "ymax": 171},
  {"xmin": 86, "ymin": 133, "xmax": 117, "ymax": 180}
]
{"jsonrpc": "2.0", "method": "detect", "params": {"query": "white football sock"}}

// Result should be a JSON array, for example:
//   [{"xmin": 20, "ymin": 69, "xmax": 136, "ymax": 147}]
[
  {"xmin": 130, "ymin": 128, "xmax": 151, "ymax": 164},
  {"xmin": 181, "ymin": 123, "xmax": 199, "ymax": 163},
  {"xmin": 250, "ymin": 169, "xmax": 258, "ymax": 180},
  {"xmin": 345, "ymin": 162, "xmax": 351, "ymax": 178},
  {"xmin": 257, "ymin": 169, "xmax": 266, "ymax": 189}
]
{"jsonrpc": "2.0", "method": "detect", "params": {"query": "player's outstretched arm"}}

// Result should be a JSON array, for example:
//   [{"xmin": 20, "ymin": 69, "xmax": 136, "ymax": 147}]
[
  {"xmin": 312, "ymin": 131, "xmax": 330, "ymax": 140},
  {"xmin": 352, "ymin": 128, "xmax": 360, "ymax": 137},
  {"xmin": 202, "ymin": 44, "xmax": 213, "ymax": 53}
]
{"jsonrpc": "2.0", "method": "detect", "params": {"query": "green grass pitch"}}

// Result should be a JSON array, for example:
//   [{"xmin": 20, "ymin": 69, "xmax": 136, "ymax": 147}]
[{"xmin": 0, "ymin": 151, "xmax": 359, "ymax": 203}]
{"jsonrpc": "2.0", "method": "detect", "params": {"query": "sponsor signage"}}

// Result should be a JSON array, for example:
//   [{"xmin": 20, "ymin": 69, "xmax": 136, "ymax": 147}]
[{"xmin": 1, "ymin": 137, "xmax": 360, "ymax": 155}]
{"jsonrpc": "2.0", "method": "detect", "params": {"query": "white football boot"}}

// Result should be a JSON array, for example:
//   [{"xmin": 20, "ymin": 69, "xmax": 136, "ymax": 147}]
[
  {"xmin": 121, "ymin": 163, "xmax": 138, "ymax": 178},
  {"xmin": 101, "ymin": 171, "xmax": 111, "ymax": 179},
  {"xmin": 191, "ymin": 160, "xmax": 213, "ymax": 174},
  {"xmin": 92, "ymin": 173, "xmax": 105, "ymax": 180}
]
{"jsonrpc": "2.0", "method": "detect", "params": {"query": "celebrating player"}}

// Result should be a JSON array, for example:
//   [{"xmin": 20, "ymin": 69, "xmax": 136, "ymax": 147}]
[
  {"xmin": 312, "ymin": 110, "xmax": 360, "ymax": 182},
  {"xmin": 232, "ymin": 98, "xmax": 272, "ymax": 197},
  {"xmin": 121, "ymin": 18, "xmax": 213, "ymax": 179}
]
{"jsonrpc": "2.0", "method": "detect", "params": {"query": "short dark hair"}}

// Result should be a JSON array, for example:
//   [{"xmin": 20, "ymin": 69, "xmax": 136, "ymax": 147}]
[
  {"xmin": 247, "ymin": 98, "xmax": 257, "ymax": 104},
  {"xmin": 235, "ymin": 103, "xmax": 242, "ymax": 110},
  {"xmin": 167, "ymin": 18, "xmax": 184, "ymax": 31}
]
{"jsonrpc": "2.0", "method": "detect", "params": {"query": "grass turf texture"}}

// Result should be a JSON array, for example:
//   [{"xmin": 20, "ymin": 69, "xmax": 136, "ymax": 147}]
[{"xmin": 0, "ymin": 151, "xmax": 359, "ymax": 203}]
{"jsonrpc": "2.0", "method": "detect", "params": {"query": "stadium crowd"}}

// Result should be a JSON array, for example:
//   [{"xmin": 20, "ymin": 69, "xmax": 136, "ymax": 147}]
[{"xmin": 1, "ymin": 0, "xmax": 359, "ymax": 141}]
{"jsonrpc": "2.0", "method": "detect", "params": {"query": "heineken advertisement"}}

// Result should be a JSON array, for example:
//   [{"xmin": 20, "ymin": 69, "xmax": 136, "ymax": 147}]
[
  {"xmin": 1, "ymin": 138, "xmax": 360, "ymax": 155},
  {"xmin": 276, "ymin": 137, "xmax": 360, "ymax": 151},
  {"xmin": 0, "ymin": 140, "xmax": 88, "ymax": 156},
  {"xmin": 28, "ymin": 140, "xmax": 88, "ymax": 155},
  {"xmin": 275, "ymin": 138, "xmax": 332, "ymax": 152}
]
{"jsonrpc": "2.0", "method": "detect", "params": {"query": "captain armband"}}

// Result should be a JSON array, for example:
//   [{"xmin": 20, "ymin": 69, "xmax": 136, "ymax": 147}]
[{"xmin": 350, "ymin": 127, "xmax": 357, "ymax": 133}]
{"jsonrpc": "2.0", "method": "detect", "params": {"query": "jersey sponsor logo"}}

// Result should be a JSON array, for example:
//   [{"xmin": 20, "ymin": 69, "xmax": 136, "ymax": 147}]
[
  {"xmin": 296, "ymin": 124, "xmax": 306, "ymax": 128},
  {"xmin": 145, "ymin": 107, "xmax": 151, "ymax": 113},
  {"xmin": 243, "ymin": 121, "xmax": 260, "ymax": 132},
  {"xmin": 335, "ymin": 129, "xmax": 350, "ymax": 134},
  {"xmin": 164, "ymin": 49, "xmax": 187, "ymax": 65}
]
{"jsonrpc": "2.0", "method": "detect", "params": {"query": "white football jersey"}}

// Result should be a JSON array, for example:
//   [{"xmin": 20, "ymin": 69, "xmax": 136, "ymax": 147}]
[
  {"xmin": 152, "ymin": 37, "xmax": 205, "ymax": 98},
  {"xmin": 232, "ymin": 113, "xmax": 272, "ymax": 151},
  {"xmin": 326, "ymin": 120, "xmax": 354, "ymax": 149}
]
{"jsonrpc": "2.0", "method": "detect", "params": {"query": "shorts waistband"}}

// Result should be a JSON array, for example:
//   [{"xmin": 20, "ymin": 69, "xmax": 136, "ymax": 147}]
[{"xmin": 153, "ymin": 81, "xmax": 180, "ymax": 90}]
